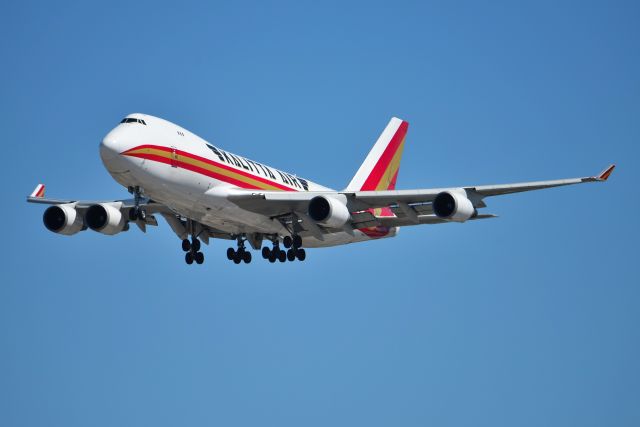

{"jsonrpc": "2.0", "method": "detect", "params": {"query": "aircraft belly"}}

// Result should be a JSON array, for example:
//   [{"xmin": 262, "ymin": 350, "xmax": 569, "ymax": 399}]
[
  {"xmin": 197, "ymin": 186, "xmax": 286, "ymax": 235},
  {"xmin": 302, "ymin": 227, "xmax": 398, "ymax": 248}
]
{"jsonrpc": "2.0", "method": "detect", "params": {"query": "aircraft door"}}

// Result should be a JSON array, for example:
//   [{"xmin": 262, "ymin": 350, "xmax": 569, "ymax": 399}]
[{"xmin": 171, "ymin": 146, "xmax": 178, "ymax": 168}]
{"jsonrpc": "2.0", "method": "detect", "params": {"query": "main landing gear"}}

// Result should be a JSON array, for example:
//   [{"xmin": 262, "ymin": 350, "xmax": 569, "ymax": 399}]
[
  {"xmin": 180, "ymin": 232, "xmax": 307, "ymax": 265},
  {"xmin": 226, "ymin": 236, "xmax": 252, "ymax": 264},
  {"xmin": 261, "ymin": 235, "xmax": 306, "ymax": 263},
  {"xmin": 182, "ymin": 237, "xmax": 204, "ymax": 265},
  {"xmin": 261, "ymin": 241, "xmax": 286, "ymax": 263}
]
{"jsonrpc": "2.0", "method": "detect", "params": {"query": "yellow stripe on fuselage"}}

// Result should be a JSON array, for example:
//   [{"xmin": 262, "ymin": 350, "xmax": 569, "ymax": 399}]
[{"xmin": 125, "ymin": 147, "xmax": 288, "ymax": 191}]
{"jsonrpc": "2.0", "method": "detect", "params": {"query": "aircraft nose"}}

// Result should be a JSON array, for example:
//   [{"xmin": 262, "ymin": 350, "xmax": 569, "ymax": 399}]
[
  {"xmin": 100, "ymin": 133, "xmax": 120, "ymax": 159},
  {"xmin": 100, "ymin": 130, "xmax": 129, "ymax": 172}
]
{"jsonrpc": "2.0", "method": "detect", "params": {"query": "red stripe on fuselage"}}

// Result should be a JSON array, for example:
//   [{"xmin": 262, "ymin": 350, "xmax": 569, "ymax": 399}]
[{"xmin": 122, "ymin": 144, "xmax": 297, "ymax": 191}]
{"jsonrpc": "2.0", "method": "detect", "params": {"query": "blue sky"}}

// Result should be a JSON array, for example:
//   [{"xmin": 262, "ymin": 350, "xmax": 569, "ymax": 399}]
[{"xmin": 1, "ymin": 1, "xmax": 639, "ymax": 426}]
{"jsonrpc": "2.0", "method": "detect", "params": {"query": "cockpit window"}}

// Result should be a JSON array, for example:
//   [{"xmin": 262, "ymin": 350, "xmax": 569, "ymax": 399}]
[{"xmin": 120, "ymin": 118, "xmax": 147, "ymax": 125}]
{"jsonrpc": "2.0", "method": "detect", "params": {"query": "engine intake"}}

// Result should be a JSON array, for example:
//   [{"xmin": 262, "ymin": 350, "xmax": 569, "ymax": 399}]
[
  {"xmin": 43, "ymin": 204, "xmax": 84, "ymax": 235},
  {"xmin": 432, "ymin": 190, "xmax": 476, "ymax": 222},
  {"xmin": 85, "ymin": 203, "xmax": 126, "ymax": 235},
  {"xmin": 308, "ymin": 196, "xmax": 350, "ymax": 228}
]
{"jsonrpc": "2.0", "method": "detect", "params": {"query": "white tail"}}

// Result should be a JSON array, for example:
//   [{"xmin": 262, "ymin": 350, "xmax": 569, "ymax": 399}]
[{"xmin": 346, "ymin": 117, "xmax": 409, "ymax": 191}]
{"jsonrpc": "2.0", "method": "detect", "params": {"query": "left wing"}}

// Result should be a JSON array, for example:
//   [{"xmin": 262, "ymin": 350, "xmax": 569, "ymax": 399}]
[{"xmin": 228, "ymin": 165, "xmax": 615, "ymax": 233}]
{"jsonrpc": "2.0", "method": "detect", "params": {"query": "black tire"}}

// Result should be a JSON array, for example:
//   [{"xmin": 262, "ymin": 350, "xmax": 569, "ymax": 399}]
[
  {"xmin": 293, "ymin": 235, "xmax": 302, "ymax": 249},
  {"xmin": 287, "ymin": 249, "xmax": 296, "ymax": 262},
  {"xmin": 243, "ymin": 251, "xmax": 252, "ymax": 264},
  {"xmin": 233, "ymin": 252, "xmax": 242, "ymax": 264},
  {"xmin": 261, "ymin": 247, "xmax": 270, "ymax": 259},
  {"xmin": 185, "ymin": 252, "xmax": 194, "ymax": 265},
  {"xmin": 128, "ymin": 209, "xmax": 138, "ymax": 221},
  {"xmin": 278, "ymin": 250, "xmax": 286, "ymax": 263},
  {"xmin": 227, "ymin": 248, "xmax": 235, "ymax": 260},
  {"xmin": 195, "ymin": 252, "xmax": 204, "ymax": 264},
  {"xmin": 191, "ymin": 239, "xmax": 201, "ymax": 252},
  {"xmin": 182, "ymin": 239, "xmax": 191, "ymax": 252},
  {"xmin": 283, "ymin": 236, "xmax": 292, "ymax": 248},
  {"xmin": 268, "ymin": 252, "xmax": 277, "ymax": 263},
  {"xmin": 296, "ymin": 248, "xmax": 306, "ymax": 261}
]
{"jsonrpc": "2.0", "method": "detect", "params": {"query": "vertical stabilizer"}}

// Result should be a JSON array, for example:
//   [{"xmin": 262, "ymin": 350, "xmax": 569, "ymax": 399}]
[{"xmin": 346, "ymin": 117, "xmax": 409, "ymax": 192}]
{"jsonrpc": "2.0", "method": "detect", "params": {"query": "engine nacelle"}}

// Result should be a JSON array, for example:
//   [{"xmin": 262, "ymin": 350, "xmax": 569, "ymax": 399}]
[
  {"xmin": 432, "ymin": 190, "xmax": 476, "ymax": 222},
  {"xmin": 308, "ymin": 195, "xmax": 350, "ymax": 228},
  {"xmin": 85, "ymin": 203, "xmax": 126, "ymax": 235},
  {"xmin": 43, "ymin": 204, "xmax": 84, "ymax": 235}
]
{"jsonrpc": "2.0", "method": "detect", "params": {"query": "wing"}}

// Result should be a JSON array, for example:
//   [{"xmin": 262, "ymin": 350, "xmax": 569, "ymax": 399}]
[
  {"xmin": 26, "ymin": 184, "xmax": 225, "ymax": 239},
  {"xmin": 228, "ymin": 165, "xmax": 615, "ymax": 234},
  {"xmin": 26, "ymin": 184, "xmax": 172, "ymax": 215},
  {"xmin": 27, "ymin": 184, "xmax": 237, "ymax": 241}
]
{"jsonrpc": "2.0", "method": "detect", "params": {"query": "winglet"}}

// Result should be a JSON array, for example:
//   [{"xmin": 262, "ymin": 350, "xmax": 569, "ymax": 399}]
[
  {"xmin": 30, "ymin": 184, "xmax": 46, "ymax": 198},
  {"xmin": 596, "ymin": 164, "xmax": 615, "ymax": 181}
]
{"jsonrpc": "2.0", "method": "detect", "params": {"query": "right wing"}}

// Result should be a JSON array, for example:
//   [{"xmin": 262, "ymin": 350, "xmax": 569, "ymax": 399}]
[{"xmin": 26, "ymin": 184, "xmax": 229, "ymax": 241}]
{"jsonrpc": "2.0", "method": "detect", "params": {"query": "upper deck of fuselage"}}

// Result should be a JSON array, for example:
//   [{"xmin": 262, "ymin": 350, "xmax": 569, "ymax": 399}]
[{"xmin": 103, "ymin": 113, "xmax": 330, "ymax": 192}]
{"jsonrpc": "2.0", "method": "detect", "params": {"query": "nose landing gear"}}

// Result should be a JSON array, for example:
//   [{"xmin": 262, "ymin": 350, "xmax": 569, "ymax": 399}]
[{"xmin": 127, "ymin": 186, "xmax": 147, "ymax": 221}]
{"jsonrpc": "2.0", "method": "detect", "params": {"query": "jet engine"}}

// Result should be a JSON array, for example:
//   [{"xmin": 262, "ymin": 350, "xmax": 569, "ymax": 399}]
[
  {"xmin": 308, "ymin": 195, "xmax": 350, "ymax": 228},
  {"xmin": 43, "ymin": 204, "xmax": 84, "ymax": 235},
  {"xmin": 85, "ymin": 203, "xmax": 127, "ymax": 235},
  {"xmin": 432, "ymin": 190, "xmax": 476, "ymax": 222}
]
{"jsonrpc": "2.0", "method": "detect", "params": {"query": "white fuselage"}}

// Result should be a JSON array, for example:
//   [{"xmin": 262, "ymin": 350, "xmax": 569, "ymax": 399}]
[{"xmin": 99, "ymin": 114, "xmax": 396, "ymax": 247}]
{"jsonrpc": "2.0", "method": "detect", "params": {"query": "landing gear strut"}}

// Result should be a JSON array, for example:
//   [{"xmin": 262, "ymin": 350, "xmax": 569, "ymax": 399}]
[
  {"xmin": 227, "ymin": 236, "xmax": 252, "ymax": 264},
  {"xmin": 127, "ymin": 186, "xmax": 147, "ymax": 221}
]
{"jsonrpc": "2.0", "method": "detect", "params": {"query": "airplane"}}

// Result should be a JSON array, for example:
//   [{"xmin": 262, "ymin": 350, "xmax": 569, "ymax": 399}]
[{"xmin": 27, "ymin": 114, "xmax": 615, "ymax": 265}]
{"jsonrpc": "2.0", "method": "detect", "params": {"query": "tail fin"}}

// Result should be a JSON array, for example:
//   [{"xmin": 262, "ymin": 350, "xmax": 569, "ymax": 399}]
[{"xmin": 346, "ymin": 117, "xmax": 409, "ymax": 191}]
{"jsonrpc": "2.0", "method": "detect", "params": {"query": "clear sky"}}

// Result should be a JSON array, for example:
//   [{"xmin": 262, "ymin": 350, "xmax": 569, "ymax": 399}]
[{"xmin": 1, "ymin": 1, "xmax": 639, "ymax": 426}]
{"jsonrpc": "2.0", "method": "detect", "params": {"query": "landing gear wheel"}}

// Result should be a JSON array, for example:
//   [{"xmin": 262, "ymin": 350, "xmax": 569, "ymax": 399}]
[
  {"xmin": 195, "ymin": 252, "xmax": 204, "ymax": 264},
  {"xmin": 227, "ymin": 248, "xmax": 235, "ymax": 260},
  {"xmin": 262, "ymin": 247, "xmax": 270, "ymax": 259},
  {"xmin": 243, "ymin": 251, "xmax": 252, "ymax": 264},
  {"xmin": 283, "ymin": 236, "xmax": 293, "ymax": 249},
  {"xmin": 233, "ymin": 251, "xmax": 242, "ymax": 264},
  {"xmin": 182, "ymin": 239, "xmax": 191, "ymax": 252},
  {"xmin": 128, "ymin": 209, "xmax": 138, "ymax": 221},
  {"xmin": 287, "ymin": 249, "xmax": 296, "ymax": 262},
  {"xmin": 185, "ymin": 252, "xmax": 194, "ymax": 265},
  {"xmin": 191, "ymin": 238, "xmax": 201, "ymax": 252},
  {"xmin": 296, "ymin": 248, "xmax": 306, "ymax": 261},
  {"xmin": 293, "ymin": 235, "xmax": 302, "ymax": 249},
  {"xmin": 278, "ymin": 250, "xmax": 286, "ymax": 263},
  {"xmin": 268, "ymin": 251, "xmax": 277, "ymax": 263}
]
